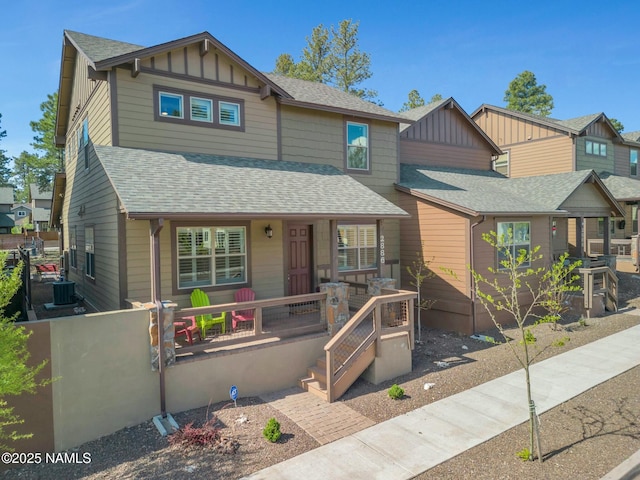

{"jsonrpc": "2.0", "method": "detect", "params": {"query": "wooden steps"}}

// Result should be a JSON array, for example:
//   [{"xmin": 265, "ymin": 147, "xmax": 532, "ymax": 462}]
[{"xmin": 300, "ymin": 357, "xmax": 328, "ymax": 401}]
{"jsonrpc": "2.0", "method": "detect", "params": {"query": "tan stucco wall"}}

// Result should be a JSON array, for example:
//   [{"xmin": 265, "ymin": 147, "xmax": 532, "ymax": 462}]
[
  {"xmin": 362, "ymin": 332, "xmax": 412, "ymax": 385},
  {"xmin": 166, "ymin": 334, "xmax": 328, "ymax": 412},
  {"xmin": 50, "ymin": 308, "xmax": 159, "ymax": 452}
]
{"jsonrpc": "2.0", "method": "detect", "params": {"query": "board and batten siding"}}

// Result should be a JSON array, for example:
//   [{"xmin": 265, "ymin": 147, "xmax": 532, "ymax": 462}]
[
  {"xmin": 114, "ymin": 54, "xmax": 278, "ymax": 159},
  {"xmin": 400, "ymin": 142, "xmax": 494, "ymax": 170},
  {"xmin": 401, "ymin": 106, "xmax": 490, "ymax": 148},
  {"xmin": 506, "ymin": 135, "xmax": 574, "ymax": 177},
  {"xmin": 474, "ymin": 109, "xmax": 568, "ymax": 146}
]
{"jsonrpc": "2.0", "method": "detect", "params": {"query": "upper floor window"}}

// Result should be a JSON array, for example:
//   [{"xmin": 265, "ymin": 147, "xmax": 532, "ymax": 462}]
[
  {"xmin": 496, "ymin": 221, "xmax": 530, "ymax": 268},
  {"xmin": 16, "ymin": 210, "xmax": 26, "ymax": 217},
  {"xmin": 338, "ymin": 224, "xmax": 377, "ymax": 271},
  {"xmin": 346, "ymin": 121, "xmax": 369, "ymax": 171},
  {"xmin": 155, "ymin": 86, "xmax": 244, "ymax": 131},
  {"xmin": 176, "ymin": 226, "xmax": 247, "ymax": 289},
  {"xmin": 78, "ymin": 118, "xmax": 89, "ymax": 169},
  {"xmin": 631, "ymin": 150, "xmax": 638, "ymax": 177},
  {"xmin": 492, "ymin": 151, "xmax": 510, "ymax": 176},
  {"xmin": 586, "ymin": 140, "xmax": 607, "ymax": 157}
]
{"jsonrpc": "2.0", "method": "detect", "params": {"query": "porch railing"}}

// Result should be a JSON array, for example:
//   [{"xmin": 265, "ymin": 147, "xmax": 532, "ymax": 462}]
[
  {"xmin": 579, "ymin": 265, "xmax": 618, "ymax": 317},
  {"xmin": 323, "ymin": 290, "xmax": 415, "ymax": 402},
  {"xmin": 174, "ymin": 292, "xmax": 327, "ymax": 355},
  {"xmin": 587, "ymin": 238, "xmax": 632, "ymax": 257}
]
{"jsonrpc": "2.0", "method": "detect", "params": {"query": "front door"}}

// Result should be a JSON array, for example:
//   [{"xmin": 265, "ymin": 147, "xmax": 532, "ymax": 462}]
[{"xmin": 287, "ymin": 224, "xmax": 312, "ymax": 296}]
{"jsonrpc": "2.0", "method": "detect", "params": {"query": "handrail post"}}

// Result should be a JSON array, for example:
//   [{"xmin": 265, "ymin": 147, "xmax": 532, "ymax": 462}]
[
  {"xmin": 254, "ymin": 307, "xmax": 262, "ymax": 334},
  {"xmin": 325, "ymin": 349, "xmax": 333, "ymax": 402},
  {"xmin": 374, "ymin": 303, "xmax": 382, "ymax": 356}
]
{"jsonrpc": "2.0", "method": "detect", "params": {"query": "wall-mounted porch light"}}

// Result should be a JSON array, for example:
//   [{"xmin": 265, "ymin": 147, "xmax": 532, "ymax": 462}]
[{"xmin": 265, "ymin": 224, "xmax": 273, "ymax": 239}]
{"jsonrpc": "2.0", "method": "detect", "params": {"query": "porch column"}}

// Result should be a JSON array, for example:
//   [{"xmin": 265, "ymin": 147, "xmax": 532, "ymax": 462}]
[
  {"xmin": 150, "ymin": 218, "xmax": 164, "ymax": 302},
  {"xmin": 377, "ymin": 219, "xmax": 383, "ymax": 278},
  {"xmin": 330, "ymin": 219, "xmax": 339, "ymax": 282},
  {"xmin": 603, "ymin": 215, "xmax": 611, "ymax": 256},
  {"xmin": 576, "ymin": 217, "xmax": 584, "ymax": 258}
]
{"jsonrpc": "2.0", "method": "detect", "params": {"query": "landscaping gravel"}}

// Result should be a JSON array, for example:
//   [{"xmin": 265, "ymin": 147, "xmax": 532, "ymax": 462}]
[{"xmin": 3, "ymin": 271, "xmax": 640, "ymax": 479}]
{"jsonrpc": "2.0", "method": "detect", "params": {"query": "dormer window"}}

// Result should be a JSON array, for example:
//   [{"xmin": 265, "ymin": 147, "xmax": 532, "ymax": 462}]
[
  {"xmin": 154, "ymin": 86, "xmax": 244, "ymax": 132},
  {"xmin": 586, "ymin": 140, "xmax": 607, "ymax": 157}
]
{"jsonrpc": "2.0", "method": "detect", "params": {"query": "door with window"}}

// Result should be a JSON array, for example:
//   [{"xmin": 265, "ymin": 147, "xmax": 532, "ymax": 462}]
[{"xmin": 287, "ymin": 225, "xmax": 312, "ymax": 296}]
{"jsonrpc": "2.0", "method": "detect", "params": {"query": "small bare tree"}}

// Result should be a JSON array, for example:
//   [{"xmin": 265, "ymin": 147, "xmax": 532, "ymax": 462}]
[
  {"xmin": 405, "ymin": 250, "xmax": 436, "ymax": 342},
  {"xmin": 470, "ymin": 230, "xmax": 581, "ymax": 462}
]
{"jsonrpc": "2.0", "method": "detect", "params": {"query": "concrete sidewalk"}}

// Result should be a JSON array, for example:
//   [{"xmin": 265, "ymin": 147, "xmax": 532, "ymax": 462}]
[{"xmin": 245, "ymin": 323, "xmax": 640, "ymax": 480}]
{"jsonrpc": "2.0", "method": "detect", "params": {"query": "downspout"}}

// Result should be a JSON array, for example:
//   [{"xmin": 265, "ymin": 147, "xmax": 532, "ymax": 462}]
[
  {"xmin": 150, "ymin": 218, "xmax": 166, "ymax": 418},
  {"xmin": 470, "ymin": 216, "xmax": 486, "ymax": 334}
]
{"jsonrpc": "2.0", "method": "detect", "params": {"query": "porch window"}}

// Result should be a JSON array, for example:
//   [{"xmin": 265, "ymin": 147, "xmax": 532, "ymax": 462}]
[
  {"xmin": 69, "ymin": 227, "xmax": 77, "ymax": 269},
  {"xmin": 598, "ymin": 218, "xmax": 615, "ymax": 236},
  {"xmin": 496, "ymin": 221, "xmax": 530, "ymax": 268},
  {"xmin": 346, "ymin": 122, "xmax": 369, "ymax": 171},
  {"xmin": 337, "ymin": 225, "xmax": 377, "ymax": 271},
  {"xmin": 585, "ymin": 140, "xmax": 607, "ymax": 157},
  {"xmin": 631, "ymin": 150, "xmax": 638, "ymax": 177},
  {"xmin": 85, "ymin": 226, "xmax": 95, "ymax": 279},
  {"xmin": 177, "ymin": 226, "xmax": 246, "ymax": 289}
]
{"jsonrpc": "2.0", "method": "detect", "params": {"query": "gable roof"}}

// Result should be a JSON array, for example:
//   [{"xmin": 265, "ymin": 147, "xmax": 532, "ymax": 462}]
[
  {"xmin": 264, "ymin": 74, "xmax": 410, "ymax": 123},
  {"xmin": 621, "ymin": 131, "xmax": 640, "ymax": 144},
  {"xmin": 397, "ymin": 165, "xmax": 623, "ymax": 217},
  {"xmin": 29, "ymin": 184, "xmax": 52, "ymax": 201},
  {"xmin": 93, "ymin": 146, "xmax": 408, "ymax": 220},
  {"xmin": 0, "ymin": 213, "xmax": 14, "ymax": 228},
  {"xmin": 599, "ymin": 172, "xmax": 640, "ymax": 201},
  {"xmin": 471, "ymin": 104, "xmax": 623, "ymax": 141},
  {"xmin": 399, "ymin": 97, "xmax": 502, "ymax": 154},
  {"xmin": 64, "ymin": 30, "xmax": 144, "ymax": 63}
]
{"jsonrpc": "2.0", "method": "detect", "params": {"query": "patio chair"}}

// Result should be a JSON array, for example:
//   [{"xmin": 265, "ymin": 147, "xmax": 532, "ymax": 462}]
[
  {"xmin": 232, "ymin": 287, "xmax": 256, "ymax": 331},
  {"xmin": 174, "ymin": 316, "xmax": 202, "ymax": 345},
  {"xmin": 190, "ymin": 288, "xmax": 226, "ymax": 337}
]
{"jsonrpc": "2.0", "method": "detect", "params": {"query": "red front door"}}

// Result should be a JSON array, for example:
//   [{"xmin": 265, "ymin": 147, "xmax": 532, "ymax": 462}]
[{"xmin": 287, "ymin": 224, "xmax": 312, "ymax": 296}]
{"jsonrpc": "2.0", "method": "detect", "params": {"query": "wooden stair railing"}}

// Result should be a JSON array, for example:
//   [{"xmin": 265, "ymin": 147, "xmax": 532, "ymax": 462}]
[
  {"xmin": 300, "ymin": 291, "xmax": 415, "ymax": 402},
  {"xmin": 580, "ymin": 265, "xmax": 618, "ymax": 316}
]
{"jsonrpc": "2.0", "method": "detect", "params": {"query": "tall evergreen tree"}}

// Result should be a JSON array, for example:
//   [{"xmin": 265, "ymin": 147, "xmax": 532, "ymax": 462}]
[
  {"xmin": 0, "ymin": 114, "xmax": 11, "ymax": 186},
  {"xmin": 399, "ymin": 90, "xmax": 426, "ymax": 112},
  {"xmin": 504, "ymin": 71, "xmax": 554, "ymax": 117},
  {"xmin": 429, "ymin": 93, "xmax": 443, "ymax": 103},
  {"xmin": 609, "ymin": 117, "xmax": 624, "ymax": 133},
  {"xmin": 11, "ymin": 151, "xmax": 38, "ymax": 203},
  {"xmin": 29, "ymin": 92, "xmax": 62, "ymax": 192}
]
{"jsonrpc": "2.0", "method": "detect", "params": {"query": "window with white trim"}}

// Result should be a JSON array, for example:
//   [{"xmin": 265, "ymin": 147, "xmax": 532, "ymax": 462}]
[
  {"xmin": 630, "ymin": 149, "xmax": 638, "ymax": 177},
  {"xmin": 493, "ymin": 151, "xmax": 510, "ymax": 176},
  {"xmin": 155, "ymin": 86, "xmax": 244, "ymax": 131},
  {"xmin": 85, "ymin": 226, "xmax": 95, "ymax": 279},
  {"xmin": 16, "ymin": 210, "xmax": 26, "ymax": 217},
  {"xmin": 586, "ymin": 140, "xmax": 607, "ymax": 157},
  {"xmin": 346, "ymin": 122, "xmax": 369, "ymax": 171},
  {"xmin": 496, "ymin": 222, "xmax": 530, "ymax": 268},
  {"xmin": 69, "ymin": 227, "xmax": 77, "ymax": 269},
  {"xmin": 177, "ymin": 226, "xmax": 246, "ymax": 289},
  {"xmin": 337, "ymin": 224, "xmax": 377, "ymax": 271}
]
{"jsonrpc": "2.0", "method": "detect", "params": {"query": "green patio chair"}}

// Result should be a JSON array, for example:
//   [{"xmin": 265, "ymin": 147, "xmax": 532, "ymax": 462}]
[{"xmin": 190, "ymin": 288, "xmax": 226, "ymax": 337}]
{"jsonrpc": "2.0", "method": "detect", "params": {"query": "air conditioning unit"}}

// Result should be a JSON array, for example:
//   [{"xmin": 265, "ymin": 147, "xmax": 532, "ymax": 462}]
[{"xmin": 53, "ymin": 281, "xmax": 75, "ymax": 305}]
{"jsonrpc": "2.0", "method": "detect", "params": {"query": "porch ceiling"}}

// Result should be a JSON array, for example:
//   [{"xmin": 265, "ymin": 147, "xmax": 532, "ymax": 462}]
[{"xmin": 94, "ymin": 145, "xmax": 408, "ymax": 220}]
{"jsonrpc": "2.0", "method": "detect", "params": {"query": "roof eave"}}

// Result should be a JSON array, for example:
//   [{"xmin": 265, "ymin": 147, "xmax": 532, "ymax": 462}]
[
  {"xmin": 125, "ymin": 211, "xmax": 409, "ymax": 221},
  {"xmin": 278, "ymin": 98, "xmax": 412, "ymax": 124}
]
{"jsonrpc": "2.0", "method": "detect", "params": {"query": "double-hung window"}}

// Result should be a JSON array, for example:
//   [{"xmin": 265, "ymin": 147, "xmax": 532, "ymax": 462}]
[
  {"xmin": 337, "ymin": 224, "xmax": 377, "ymax": 271},
  {"xmin": 177, "ymin": 226, "xmax": 247, "ymax": 289},
  {"xmin": 78, "ymin": 118, "xmax": 89, "ymax": 169},
  {"xmin": 155, "ymin": 86, "xmax": 244, "ymax": 131},
  {"xmin": 496, "ymin": 222, "xmax": 530, "ymax": 268},
  {"xmin": 631, "ymin": 150, "xmax": 638, "ymax": 177},
  {"xmin": 493, "ymin": 151, "xmax": 510, "ymax": 176},
  {"xmin": 598, "ymin": 218, "xmax": 615, "ymax": 236},
  {"xmin": 85, "ymin": 226, "xmax": 95, "ymax": 279},
  {"xmin": 346, "ymin": 121, "xmax": 369, "ymax": 171}
]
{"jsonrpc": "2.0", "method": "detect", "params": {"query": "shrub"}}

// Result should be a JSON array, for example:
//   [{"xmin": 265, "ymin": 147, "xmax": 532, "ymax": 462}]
[
  {"xmin": 263, "ymin": 417, "xmax": 281, "ymax": 443},
  {"xmin": 388, "ymin": 384, "xmax": 404, "ymax": 400},
  {"xmin": 169, "ymin": 418, "xmax": 221, "ymax": 448}
]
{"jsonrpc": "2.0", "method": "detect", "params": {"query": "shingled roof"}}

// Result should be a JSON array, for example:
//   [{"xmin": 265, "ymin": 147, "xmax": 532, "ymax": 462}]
[
  {"xmin": 65, "ymin": 30, "xmax": 144, "ymax": 63},
  {"xmin": 599, "ymin": 172, "xmax": 640, "ymax": 201},
  {"xmin": 397, "ymin": 165, "xmax": 622, "ymax": 217},
  {"xmin": 94, "ymin": 146, "xmax": 408, "ymax": 219}
]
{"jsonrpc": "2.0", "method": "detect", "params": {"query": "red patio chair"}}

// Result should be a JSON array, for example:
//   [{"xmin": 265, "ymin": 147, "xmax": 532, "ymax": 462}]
[
  {"xmin": 174, "ymin": 316, "xmax": 202, "ymax": 345},
  {"xmin": 232, "ymin": 288, "xmax": 256, "ymax": 331}
]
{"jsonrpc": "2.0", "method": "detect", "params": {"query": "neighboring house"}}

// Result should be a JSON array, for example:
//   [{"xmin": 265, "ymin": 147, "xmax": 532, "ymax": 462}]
[
  {"xmin": 28, "ymin": 184, "xmax": 53, "ymax": 232},
  {"xmin": 0, "ymin": 187, "xmax": 15, "ymax": 233},
  {"xmin": 52, "ymin": 30, "xmax": 410, "ymax": 312},
  {"xmin": 471, "ymin": 105, "xmax": 640, "ymax": 255},
  {"xmin": 11, "ymin": 203, "xmax": 31, "ymax": 229},
  {"xmin": 396, "ymin": 99, "xmax": 623, "ymax": 334}
]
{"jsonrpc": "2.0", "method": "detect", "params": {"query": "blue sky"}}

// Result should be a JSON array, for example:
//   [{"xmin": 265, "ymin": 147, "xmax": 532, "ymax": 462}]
[{"xmin": 2, "ymin": 0, "xmax": 640, "ymax": 161}]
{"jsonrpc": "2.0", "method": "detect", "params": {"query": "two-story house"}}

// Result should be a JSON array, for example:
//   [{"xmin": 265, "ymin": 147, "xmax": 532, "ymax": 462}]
[
  {"xmin": 471, "ymin": 105, "xmax": 640, "ymax": 260},
  {"xmin": 395, "ymin": 99, "xmax": 622, "ymax": 333},
  {"xmin": 52, "ymin": 30, "xmax": 409, "ymax": 313},
  {"xmin": 28, "ymin": 184, "xmax": 53, "ymax": 232}
]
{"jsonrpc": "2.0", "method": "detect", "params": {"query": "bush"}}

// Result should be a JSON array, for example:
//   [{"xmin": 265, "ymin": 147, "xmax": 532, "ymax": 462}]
[
  {"xmin": 388, "ymin": 384, "xmax": 404, "ymax": 400},
  {"xmin": 262, "ymin": 417, "xmax": 281, "ymax": 443}
]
